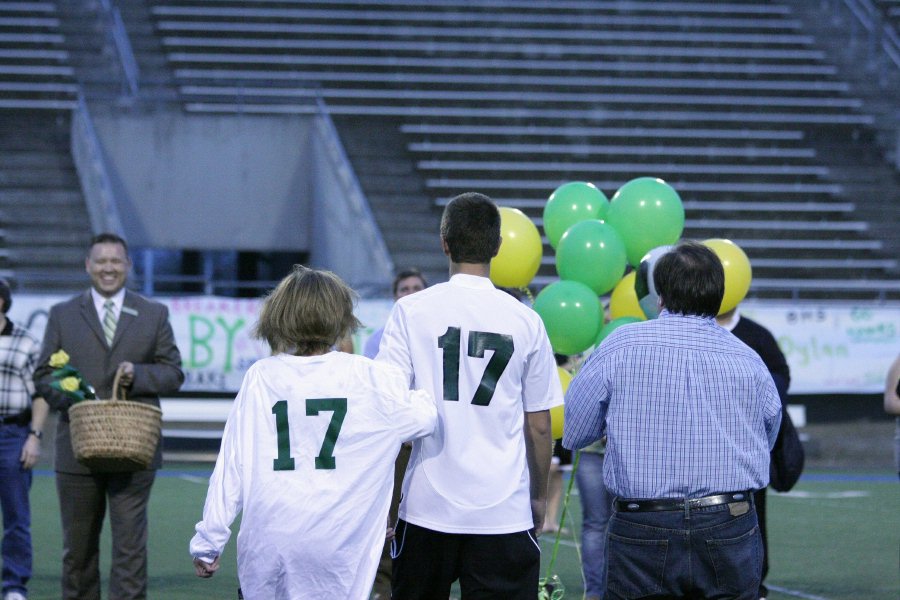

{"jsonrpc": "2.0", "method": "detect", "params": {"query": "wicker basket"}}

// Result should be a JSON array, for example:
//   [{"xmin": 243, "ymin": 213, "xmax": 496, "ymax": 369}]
[{"xmin": 68, "ymin": 368, "xmax": 162, "ymax": 471}]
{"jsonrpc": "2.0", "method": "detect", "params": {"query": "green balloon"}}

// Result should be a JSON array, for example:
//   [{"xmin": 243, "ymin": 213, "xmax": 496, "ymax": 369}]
[
  {"xmin": 543, "ymin": 181, "xmax": 609, "ymax": 249},
  {"xmin": 606, "ymin": 177, "xmax": 685, "ymax": 267},
  {"xmin": 595, "ymin": 316, "xmax": 643, "ymax": 346},
  {"xmin": 533, "ymin": 280, "xmax": 603, "ymax": 355},
  {"xmin": 555, "ymin": 220, "xmax": 627, "ymax": 295}
]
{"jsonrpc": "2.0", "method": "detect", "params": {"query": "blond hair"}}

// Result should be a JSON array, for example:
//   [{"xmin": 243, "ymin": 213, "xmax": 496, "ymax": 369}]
[{"xmin": 254, "ymin": 265, "xmax": 361, "ymax": 355}]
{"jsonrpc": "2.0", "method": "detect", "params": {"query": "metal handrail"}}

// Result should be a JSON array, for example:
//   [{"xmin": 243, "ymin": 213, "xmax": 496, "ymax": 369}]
[
  {"xmin": 99, "ymin": 0, "xmax": 139, "ymax": 97},
  {"xmin": 843, "ymin": 0, "xmax": 875, "ymax": 31},
  {"xmin": 312, "ymin": 96, "xmax": 394, "ymax": 283},
  {"xmin": 111, "ymin": 7, "xmax": 139, "ymax": 96},
  {"xmin": 881, "ymin": 23, "xmax": 900, "ymax": 70},
  {"xmin": 842, "ymin": 0, "xmax": 900, "ymax": 71},
  {"xmin": 70, "ymin": 93, "xmax": 125, "ymax": 237}
]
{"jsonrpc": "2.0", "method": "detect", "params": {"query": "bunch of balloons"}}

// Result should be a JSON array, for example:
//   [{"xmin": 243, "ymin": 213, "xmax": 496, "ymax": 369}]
[
  {"xmin": 487, "ymin": 177, "xmax": 753, "ymax": 362},
  {"xmin": 534, "ymin": 177, "xmax": 686, "ymax": 356},
  {"xmin": 488, "ymin": 178, "xmax": 754, "ymax": 439}
]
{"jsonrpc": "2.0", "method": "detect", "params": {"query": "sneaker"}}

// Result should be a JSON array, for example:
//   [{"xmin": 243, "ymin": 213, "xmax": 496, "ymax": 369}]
[{"xmin": 4, "ymin": 591, "xmax": 27, "ymax": 600}]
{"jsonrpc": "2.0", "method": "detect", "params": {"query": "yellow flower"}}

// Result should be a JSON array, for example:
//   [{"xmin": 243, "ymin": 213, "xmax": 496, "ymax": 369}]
[
  {"xmin": 59, "ymin": 377, "xmax": 80, "ymax": 392},
  {"xmin": 49, "ymin": 349, "xmax": 70, "ymax": 368}
]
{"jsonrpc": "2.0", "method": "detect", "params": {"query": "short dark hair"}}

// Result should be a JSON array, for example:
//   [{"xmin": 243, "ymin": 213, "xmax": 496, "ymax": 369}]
[
  {"xmin": 653, "ymin": 241, "xmax": 724, "ymax": 317},
  {"xmin": 0, "ymin": 278, "xmax": 10, "ymax": 314},
  {"xmin": 440, "ymin": 192, "xmax": 501, "ymax": 264},
  {"xmin": 89, "ymin": 232, "xmax": 129, "ymax": 257},
  {"xmin": 254, "ymin": 265, "xmax": 362, "ymax": 355},
  {"xmin": 392, "ymin": 268, "xmax": 427, "ymax": 296}
]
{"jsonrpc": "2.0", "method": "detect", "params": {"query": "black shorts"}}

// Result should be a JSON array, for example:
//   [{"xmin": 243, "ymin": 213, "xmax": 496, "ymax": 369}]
[{"xmin": 391, "ymin": 519, "xmax": 541, "ymax": 600}]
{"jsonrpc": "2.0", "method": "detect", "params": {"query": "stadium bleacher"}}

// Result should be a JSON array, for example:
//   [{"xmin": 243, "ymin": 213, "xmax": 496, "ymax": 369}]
[
  {"xmin": 0, "ymin": 1, "xmax": 77, "ymax": 109},
  {"xmin": 874, "ymin": 0, "xmax": 900, "ymax": 34},
  {"xmin": 0, "ymin": 2, "xmax": 89, "ymax": 291},
  {"xmin": 0, "ymin": 0, "xmax": 896, "ymax": 299},
  {"xmin": 143, "ymin": 0, "xmax": 899, "ymax": 298}
]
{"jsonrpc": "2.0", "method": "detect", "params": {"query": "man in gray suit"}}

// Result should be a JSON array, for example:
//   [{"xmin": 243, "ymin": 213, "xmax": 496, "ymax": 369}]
[{"xmin": 35, "ymin": 233, "xmax": 184, "ymax": 600}]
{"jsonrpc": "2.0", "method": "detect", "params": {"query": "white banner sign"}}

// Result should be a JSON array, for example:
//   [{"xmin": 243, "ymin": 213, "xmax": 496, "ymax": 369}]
[
  {"xmin": 9, "ymin": 295, "xmax": 899, "ymax": 395},
  {"xmin": 11, "ymin": 294, "xmax": 392, "ymax": 393},
  {"xmin": 740, "ymin": 302, "xmax": 898, "ymax": 394}
]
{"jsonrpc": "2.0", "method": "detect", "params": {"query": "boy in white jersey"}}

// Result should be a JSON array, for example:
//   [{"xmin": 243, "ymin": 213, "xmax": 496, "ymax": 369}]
[
  {"xmin": 189, "ymin": 266, "xmax": 437, "ymax": 599},
  {"xmin": 377, "ymin": 192, "xmax": 562, "ymax": 599}
]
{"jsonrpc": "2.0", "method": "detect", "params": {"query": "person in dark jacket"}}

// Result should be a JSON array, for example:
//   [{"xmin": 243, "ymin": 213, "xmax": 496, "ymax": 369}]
[{"xmin": 717, "ymin": 305, "xmax": 790, "ymax": 600}]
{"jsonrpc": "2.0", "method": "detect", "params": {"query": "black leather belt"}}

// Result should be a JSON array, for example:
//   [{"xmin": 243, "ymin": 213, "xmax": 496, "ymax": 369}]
[
  {"xmin": 0, "ymin": 411, "xmax": 30, "ymax": 426},
  {"xmin": 616, "ymin": 491, "xmax": 752, "ymax": 513}
]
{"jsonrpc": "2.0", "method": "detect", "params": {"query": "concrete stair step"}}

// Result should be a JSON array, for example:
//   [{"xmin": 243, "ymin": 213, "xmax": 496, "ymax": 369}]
[
  {"xmin": 6, "ymin": 245, "xmax": 85, "ymax": 267},
  {"xmin": 1, "ymin": 196, "xmax": 85, "ymax": 214},
  {"xmin": 0, "ymin": 169, "xmax": 78, "ymax": 187},
  {"xmin": 0, "ymin": 188, "xmax": 82, "ymax": 204},
  {"xmin": 1, "ymin": 204, "xmax": 88, "ymax": 226},
  {"xmin": 0, "ymin": 136, "xmax": 68, "ymax": 152},
  {"xmin": 0, "ymin": 151, "xmax": 73, "ymax": 169},
  {"xmin": 3, "ymin": 228, "xmax": 89, "ymax": 246},
  {"xmin": 3, "ymin": 268, "xmax": 90, "ymax": 294}
]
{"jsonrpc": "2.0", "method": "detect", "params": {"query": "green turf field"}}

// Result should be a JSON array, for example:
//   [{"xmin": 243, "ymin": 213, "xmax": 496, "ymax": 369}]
[{"xmin": 23, "ymin": 467, "xmax": 899, "ymax": 599}]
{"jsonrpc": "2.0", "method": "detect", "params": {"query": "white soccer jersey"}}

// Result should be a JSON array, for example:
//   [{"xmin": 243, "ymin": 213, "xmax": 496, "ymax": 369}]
[
  {"xmin": 190, "ymin": 352, "xmax": 436, "ymax": 600},
  {"xmin": 377, "ymin": 274, "xmax": 563, "ymax": 534}
]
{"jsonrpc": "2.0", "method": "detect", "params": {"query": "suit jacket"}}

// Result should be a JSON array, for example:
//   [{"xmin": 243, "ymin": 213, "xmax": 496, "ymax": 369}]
[
  {"xmin": 731, "ymin": 315, "xmax": 791, "ymax": 401},
  {"xmin": 35, "ymin": 289, "xmax": 185, "ymax": 473}
]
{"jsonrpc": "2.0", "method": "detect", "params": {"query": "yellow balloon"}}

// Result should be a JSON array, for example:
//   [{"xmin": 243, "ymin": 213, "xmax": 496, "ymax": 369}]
[
  {"xmin": 491, "ymin": 207, "xmax": 543, "ymax": 288},
  {"xmin": 609, "ymin": 271, "xmax": 647, "ymax": 321},
  {"xmin": 702, "ymin": 239, "xmax": 752, "ymax": 315},
  {"xmin": 551, "ymin": 367, "xmax": 572, "ymax": 439},
  {"xmin": 550, "ymin": 404, "xmax": 564, "ymax": 440}
]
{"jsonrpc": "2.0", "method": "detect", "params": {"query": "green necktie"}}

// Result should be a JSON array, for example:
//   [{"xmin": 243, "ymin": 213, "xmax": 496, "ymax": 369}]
[{"xmin": 103, "ymin": 299, "xmax": 117, "ymax": 346}]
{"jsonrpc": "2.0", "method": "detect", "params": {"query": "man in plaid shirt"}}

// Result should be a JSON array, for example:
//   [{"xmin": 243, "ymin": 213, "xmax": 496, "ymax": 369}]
[
  {"xmin": 0, "ymin": 279, "xmax": 49, "ymax": 600},
  {"xmin": 564, "ymin": 242, "xmax": 781, "ymax": 600}
]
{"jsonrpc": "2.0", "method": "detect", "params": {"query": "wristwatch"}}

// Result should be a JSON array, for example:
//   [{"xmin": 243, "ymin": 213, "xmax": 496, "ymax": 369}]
[{"xmin": 28, "ymin": 429, "xmax": 42, "ymax": 439}]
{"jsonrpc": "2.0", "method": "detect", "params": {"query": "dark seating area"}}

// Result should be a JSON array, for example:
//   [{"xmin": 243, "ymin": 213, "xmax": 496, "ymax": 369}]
[
  {"xmin": 0, "ymin": 1, "xmax": 895, "ymax": 299},
  {"xmin": 0, "ymin": 3, "xmax": 92, "ymax": 292},
  {"xmin": 875, "ymin": 0, "xmax": 900, "ymax": 31},
  {"xmin": 145, "ymin": 0, "xmax": 899, "ymax": 298},
  {"xmin": 0, "ymin": 1, "xmax": 77, "ymax": 109}
]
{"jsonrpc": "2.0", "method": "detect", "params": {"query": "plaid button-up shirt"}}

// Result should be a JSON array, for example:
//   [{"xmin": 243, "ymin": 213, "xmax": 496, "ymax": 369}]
[
  {"xmin": 0, "ymin": 319, "xmax": 41, "ymax": 417},
  {"xmin": 563, "ymin": 310, "xmax": 782, "ymax": 499}
]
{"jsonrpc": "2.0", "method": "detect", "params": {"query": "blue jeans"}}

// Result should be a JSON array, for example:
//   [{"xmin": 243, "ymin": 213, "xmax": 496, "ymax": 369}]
[
  {"xmin": 606, "ymin": 500, "xmax": 762, "ymax": 600},
  {"xmin": 574, "ymin": 452, "xmax": 612, "ymax": 598},
  {"xmin": 0, "ymin": 424, "xmax": 32, "ymax": 596}
]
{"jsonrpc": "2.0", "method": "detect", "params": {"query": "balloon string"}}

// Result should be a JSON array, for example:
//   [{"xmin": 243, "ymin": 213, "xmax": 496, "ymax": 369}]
[
  {"xmin": 544, "ymin": 450, "xmax": 580, "ymax": 582},
  {"xmin": 518, "ymin": 286, "xmax": 535, "ymax": 304}
]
